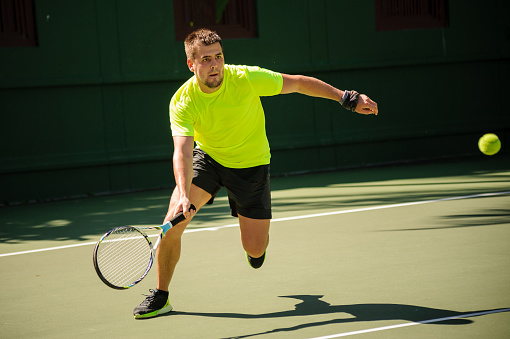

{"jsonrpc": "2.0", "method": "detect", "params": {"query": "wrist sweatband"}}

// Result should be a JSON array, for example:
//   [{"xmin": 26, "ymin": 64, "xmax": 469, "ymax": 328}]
[
  {"xmin": 340, "ymin": 91, "xmax": 349, "ymax": 105},
  {"xmin": 340, "ymin": 90, "xmax": 359, "ymax": 112}
]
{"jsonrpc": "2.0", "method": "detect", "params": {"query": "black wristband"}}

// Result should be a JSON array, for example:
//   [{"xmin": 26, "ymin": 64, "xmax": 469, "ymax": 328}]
[
  {"xmin": 340, "ymin": 91, "xmax": 350, "ymax": 105},
  {"xmin": 340, "ymin": 90, "xmax": 359, "ymax": 112}
]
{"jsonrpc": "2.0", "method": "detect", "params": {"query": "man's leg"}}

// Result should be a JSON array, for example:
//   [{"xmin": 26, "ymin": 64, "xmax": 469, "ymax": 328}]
[
  {"xmin": 156, "ymin": 183, "xmax": 212, "ymax": 292},
  {"xmin": 133, "ymin": 183, "xmax": 212, "ymax": 319},
  {"xmin": 239, "ymin": 215, "xmax": 270, "ymax": 261}
]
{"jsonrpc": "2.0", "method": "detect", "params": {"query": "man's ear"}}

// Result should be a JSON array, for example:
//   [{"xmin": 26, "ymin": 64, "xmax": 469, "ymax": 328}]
[{"xmin": 187, "ymin": 58, "xmax": 195, "ymax": 72}]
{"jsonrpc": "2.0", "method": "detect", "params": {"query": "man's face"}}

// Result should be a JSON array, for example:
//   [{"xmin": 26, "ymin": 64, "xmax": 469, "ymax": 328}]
[{"xmin": 187, "ymin": 42, "xmax": 224, "ymax": 94}]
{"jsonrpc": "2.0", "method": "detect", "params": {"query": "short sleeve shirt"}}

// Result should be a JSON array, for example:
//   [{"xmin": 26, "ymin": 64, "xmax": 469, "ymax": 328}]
[{"xmin": 170, "ymin": 64, "xmax": 283, "ymax": 168}]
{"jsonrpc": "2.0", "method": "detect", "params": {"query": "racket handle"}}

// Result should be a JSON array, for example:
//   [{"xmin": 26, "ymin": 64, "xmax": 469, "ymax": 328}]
[
  {"xmin": 160, "ymin": 204, "xmax": 197, "ymax": 235},
  {"xmin": 170, "ymin": 204, "xmax": 196, "ymax": 226}
]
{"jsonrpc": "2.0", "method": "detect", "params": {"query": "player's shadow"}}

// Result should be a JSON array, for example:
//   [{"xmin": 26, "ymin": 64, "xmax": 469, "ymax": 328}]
[{"xmin": 170, "ymin": 295, "xmax": 506, "ymax": 338}]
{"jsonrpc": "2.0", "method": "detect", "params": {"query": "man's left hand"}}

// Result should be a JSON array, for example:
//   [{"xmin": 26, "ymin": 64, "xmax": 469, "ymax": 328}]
[{"xmin": 356, "ymin": 94, "xmax": 378, "ymax": 115}]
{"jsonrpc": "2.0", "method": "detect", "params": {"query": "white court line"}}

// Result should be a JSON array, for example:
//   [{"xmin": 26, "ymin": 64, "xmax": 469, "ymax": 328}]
[
  {"xmin": 1, "ymin": 190, "xmax": 509, "ymax": 258},
  {"xmin": 308, "ymin": 308, "xmax": 510, "ymax": 338}
]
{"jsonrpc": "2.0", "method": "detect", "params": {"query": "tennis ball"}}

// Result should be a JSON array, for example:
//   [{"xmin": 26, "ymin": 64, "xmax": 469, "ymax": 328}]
[{"xmin": 478, "ymin": 133, "xmax": 501, "ymax": 156}]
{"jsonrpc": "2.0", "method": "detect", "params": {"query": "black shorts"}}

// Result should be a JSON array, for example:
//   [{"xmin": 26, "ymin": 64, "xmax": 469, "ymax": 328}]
[{"xmin": 192, "ymin": 148, "xmax": 272, "ymax": 219}]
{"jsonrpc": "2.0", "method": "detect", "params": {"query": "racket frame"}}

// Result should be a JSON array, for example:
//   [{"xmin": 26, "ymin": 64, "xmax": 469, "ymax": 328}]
[
  {"xmin": 93, "ymin": 226, "xmax": 158, "ymax": 290},
  {"xmin": 92, "ymin": 205, "xmax": 195, "ymax": 290}
]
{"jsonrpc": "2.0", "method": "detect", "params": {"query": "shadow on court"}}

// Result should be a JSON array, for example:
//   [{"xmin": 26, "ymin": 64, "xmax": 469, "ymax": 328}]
[
  {"xmin": 0, "ymin": 190, "xmax": 231, "ymax": 244},
  {"xmin": 0, "ymin": 157, "xmax": 508, "ymax": 246},
  {"xmin": 382, "ymin": 208, "xmax": 510, "ymax": 232},
  {"xmin": 163, "ymin": 295, "xmax": 508, "ymax": 338}
]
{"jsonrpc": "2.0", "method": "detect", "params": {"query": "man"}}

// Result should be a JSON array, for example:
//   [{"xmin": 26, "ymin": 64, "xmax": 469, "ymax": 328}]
[{"xmin": 133, "ymin": 29, "xmax": 378, "ymax": 319}]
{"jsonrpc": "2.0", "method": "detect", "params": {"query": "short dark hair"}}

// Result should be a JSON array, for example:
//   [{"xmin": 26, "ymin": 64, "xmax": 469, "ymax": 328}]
[{"xmin": 184, "ymin": 28, "xmax": 223, "ymax": 60}]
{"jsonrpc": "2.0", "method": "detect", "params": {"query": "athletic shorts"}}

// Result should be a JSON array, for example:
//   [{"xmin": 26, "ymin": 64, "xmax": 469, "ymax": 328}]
[{"xmin": 192, "ymin": 148, "xmax": 272, "ymax": 219}]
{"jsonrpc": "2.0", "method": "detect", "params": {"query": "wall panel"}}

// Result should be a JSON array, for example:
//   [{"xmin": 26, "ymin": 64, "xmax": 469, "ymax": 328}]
[{"xmin": 0, "ymin": 0, "xmax": 508, "ymax": 204}]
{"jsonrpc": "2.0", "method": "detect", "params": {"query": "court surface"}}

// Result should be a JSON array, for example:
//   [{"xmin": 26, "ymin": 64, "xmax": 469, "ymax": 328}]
[{"xmin": 1, "ymin": 156, "xmax": 509, "ymax": 338}]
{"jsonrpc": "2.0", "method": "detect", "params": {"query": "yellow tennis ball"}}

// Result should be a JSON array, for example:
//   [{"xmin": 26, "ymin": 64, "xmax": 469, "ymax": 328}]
[{"xmin": 478, "ymin": 133, "xmax": 501, "ymax": 156}]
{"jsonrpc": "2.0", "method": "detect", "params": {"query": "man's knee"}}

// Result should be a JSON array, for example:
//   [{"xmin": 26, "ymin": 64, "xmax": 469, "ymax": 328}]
[
  {"xmin": 239, "ymin": 217, "xmax": 269, "ymax": 258},
  {"xmin": 242, "ymin": 241, "xmax": 267, "ymax": 258}
]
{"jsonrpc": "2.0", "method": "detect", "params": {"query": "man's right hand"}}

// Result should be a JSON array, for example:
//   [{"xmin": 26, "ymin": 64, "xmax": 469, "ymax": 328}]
[{"xmin": 173, "ymin": 197, "xmax": 196, "ymax": 221}]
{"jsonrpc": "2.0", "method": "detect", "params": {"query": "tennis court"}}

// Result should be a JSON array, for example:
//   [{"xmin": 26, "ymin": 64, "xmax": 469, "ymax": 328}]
[{"xmin": 1, "ymin": 156, "xmax": 509, "ymax": 338}]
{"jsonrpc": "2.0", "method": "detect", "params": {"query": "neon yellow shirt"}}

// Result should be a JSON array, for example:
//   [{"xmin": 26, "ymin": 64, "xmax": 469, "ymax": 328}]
[{"xmin": 170, "ymin": 64, "xmax": 283, "ymax": 168}]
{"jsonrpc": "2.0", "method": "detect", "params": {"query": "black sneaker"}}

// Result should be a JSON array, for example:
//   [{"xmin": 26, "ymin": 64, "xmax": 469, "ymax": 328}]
[
  {"xmin": 246, "ymin": 252, "xmax": 265, "ymax": 269},
  {"xmin": 133, "ymin": 289, "xmax": 172, "ymax": 319}
]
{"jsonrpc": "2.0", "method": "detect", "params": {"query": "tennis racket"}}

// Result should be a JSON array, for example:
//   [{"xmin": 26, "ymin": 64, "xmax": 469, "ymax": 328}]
[{"xmin": 93, "ymin": 204, "xmax": 196, "ymax": 290}]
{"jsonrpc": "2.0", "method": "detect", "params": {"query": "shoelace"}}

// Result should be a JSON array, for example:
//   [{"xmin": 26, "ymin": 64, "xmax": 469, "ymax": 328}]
[{"xmin": 140, "ymin": 289, "xmax": 158, "ymax": 306}]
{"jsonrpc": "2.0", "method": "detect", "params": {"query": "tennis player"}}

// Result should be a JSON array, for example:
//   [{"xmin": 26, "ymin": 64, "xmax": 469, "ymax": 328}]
[{"xmin": 133, "ymin": 28, "xmax": 378, "ymax": 319}]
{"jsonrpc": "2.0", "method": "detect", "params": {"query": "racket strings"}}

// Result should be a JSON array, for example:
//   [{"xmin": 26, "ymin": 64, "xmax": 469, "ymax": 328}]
[{"xmin": 96, "ymin": 227, "xmax": 153, "ymax": 287}]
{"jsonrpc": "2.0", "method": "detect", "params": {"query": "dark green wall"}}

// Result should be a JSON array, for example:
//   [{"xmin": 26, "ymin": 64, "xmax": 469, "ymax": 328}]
[{"xmin": 1, "ymin": 0, "xmax": 509, "ymax": 204}]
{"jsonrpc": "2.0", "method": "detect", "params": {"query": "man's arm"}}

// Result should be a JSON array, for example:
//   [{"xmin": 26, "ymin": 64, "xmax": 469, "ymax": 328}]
[
  {"xmin": 171, "ymin": 135, "xmax": 195, "ymax": 219},
  {"xmin": 280, "ymin": 74, "xmax": 378, "ymax": 115}
]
